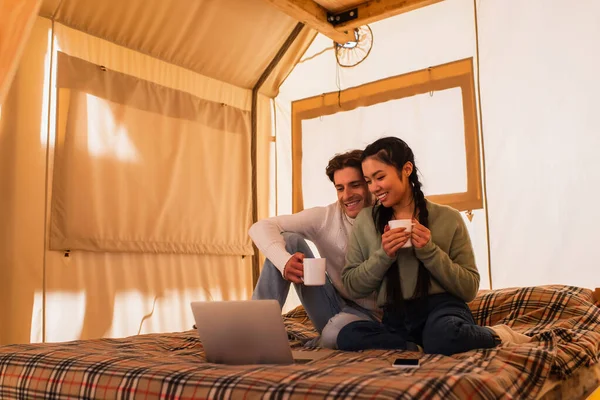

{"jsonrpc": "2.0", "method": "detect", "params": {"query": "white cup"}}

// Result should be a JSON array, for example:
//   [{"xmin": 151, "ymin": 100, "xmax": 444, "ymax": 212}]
[
  {"xmin": 388, "ymin": 219, "xmax": 413, "ymax": 248},
  {"xmin": 303, "ymin": 258, "xmax": 326, "ymax": 286}
]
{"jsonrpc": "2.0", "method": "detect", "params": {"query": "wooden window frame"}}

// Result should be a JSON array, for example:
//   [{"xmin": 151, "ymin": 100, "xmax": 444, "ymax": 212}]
[{"xmin": 291, "ymin": 57, "xmax": 482, "ymax": 213}]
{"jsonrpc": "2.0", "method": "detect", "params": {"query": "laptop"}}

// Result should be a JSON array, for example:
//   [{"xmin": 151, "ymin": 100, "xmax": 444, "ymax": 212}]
[{"xmin": 190, "ymin": 299, "xmax": 331, "ymax": 365}]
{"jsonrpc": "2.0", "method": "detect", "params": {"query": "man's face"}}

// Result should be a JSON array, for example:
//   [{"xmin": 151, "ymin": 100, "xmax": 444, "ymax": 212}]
[{"xmin": 333, "ymin": 167, "xmax": 370, "ymax": 218}]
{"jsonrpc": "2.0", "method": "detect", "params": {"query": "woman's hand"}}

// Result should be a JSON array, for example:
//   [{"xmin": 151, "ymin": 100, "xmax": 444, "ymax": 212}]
[
  {"xmin": 412, "ymin": 218, "xmax": 431, "ymax": 248},
  {"xmin": 382, "ymin": 224, "xmax": 411, "ymax": 258}
]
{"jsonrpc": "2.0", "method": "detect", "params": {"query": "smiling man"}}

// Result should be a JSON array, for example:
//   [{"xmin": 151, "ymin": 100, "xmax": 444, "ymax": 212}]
[{"xmin": 249, "ymin": 150, "xmax": 380, "ymax": 348}]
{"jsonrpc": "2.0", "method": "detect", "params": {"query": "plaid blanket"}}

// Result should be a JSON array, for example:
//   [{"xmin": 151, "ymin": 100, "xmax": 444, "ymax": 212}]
[{"xmin": 1, "ymin": 285, "xmax": 599, "ymax": 399}]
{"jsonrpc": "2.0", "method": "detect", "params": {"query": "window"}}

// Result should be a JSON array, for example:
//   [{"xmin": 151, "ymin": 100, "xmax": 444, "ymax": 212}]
[{"xmin": 291, "ymin": 58, "xmax": 482, "ymax": 212}]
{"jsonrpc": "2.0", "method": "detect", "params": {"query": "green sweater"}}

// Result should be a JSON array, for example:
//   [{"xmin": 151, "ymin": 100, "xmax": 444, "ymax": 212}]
[{"xmin": 342, "ymin": 201, "xmax": 480, "ymax": 306}]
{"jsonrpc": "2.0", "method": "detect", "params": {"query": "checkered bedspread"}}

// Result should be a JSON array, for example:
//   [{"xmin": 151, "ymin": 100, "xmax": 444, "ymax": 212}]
[{"xmin": 1, "ymin": 285, "xmax": 599, "ymax": 399}]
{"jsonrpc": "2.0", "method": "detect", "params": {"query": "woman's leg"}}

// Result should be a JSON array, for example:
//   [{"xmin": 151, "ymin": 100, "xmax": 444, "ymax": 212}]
[
  {"xmin": 421, "ymin": 294, "xmax": 499, "ymax": 355},
  {"xmin": 319, "ymin": 304, "xmax": 378, "ymax": 349},
  {"xmin": 336, "ymin": 307, "xmax": 420, "ymax": 351},
  {"xmin": 336, "ymin": 321, "xmax": 408, "ymax": 351}
]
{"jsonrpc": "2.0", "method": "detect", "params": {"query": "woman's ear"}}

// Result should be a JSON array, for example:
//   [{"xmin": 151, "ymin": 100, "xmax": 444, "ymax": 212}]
[{"xmin": 403, "ymin": 162, "xmax": 413, "ymax": 178}]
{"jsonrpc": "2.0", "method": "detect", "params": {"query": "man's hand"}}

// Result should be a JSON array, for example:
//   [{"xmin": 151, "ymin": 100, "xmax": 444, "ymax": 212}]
[
  {"xmin": 283, "ymin": 252, "xmax": 305, "ymax": 284},
  {"xmin": 382, "ymin": 225, "xmax": 410, "ymax": 258}
]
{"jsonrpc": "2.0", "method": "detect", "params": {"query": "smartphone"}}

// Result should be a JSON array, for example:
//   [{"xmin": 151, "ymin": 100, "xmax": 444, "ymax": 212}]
[{"xmin": 392, "ymin": 358, "xmax": 420, "ymax": 368}]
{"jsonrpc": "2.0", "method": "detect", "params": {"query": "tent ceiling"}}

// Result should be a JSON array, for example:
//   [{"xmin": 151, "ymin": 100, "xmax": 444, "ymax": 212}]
[
  {"xmin": 264, "ymin": 0, "xmax": 441, "ymax": 44},
  {"xmin": 39, "ymin": 0, "xmax": 309, "ymax": 92}
]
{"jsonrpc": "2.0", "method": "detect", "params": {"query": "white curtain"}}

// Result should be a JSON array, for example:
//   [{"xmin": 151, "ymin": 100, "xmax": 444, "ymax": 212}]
[
  {"xmin": 0, "ymin": 17, "xmax": 260, "ymax": 345},
  {"xmin": 51, "ymin": 52, "xmax": 253, "ymax": 256}
]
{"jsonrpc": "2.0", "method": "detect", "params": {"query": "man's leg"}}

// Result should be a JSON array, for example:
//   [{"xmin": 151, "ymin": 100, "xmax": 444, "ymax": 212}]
[
  {"xmin": 293, "ymin": 276, "xmax": 345, "ymax": 332},
  {"xmin": 251, "ymin": 257, "xmax": 291, "ymax": 308},
  {"xmin": 251, "ymin": 232, "xmax": 308, "ymax": 307},
  {"xmin": 252, "ymin": 232, "xmax": 343, "ymax": 332}
]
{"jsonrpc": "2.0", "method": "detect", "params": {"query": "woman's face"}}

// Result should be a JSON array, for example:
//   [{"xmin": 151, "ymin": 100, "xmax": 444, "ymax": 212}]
[{"xmin": 362, "ymin": 156, "xmax": 412, "ymax": 208}]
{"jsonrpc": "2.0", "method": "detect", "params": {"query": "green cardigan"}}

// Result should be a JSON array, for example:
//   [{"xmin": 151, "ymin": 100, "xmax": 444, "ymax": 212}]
[{"xmin": 342, "ymin": 201, "xmax": 480, "ymax": 306}]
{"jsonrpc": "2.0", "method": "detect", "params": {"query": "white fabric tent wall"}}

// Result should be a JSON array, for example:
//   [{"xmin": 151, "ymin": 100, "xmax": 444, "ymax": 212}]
[
  {"xmin": 36, "ymin": 0, "xmax": 315, "ymax": 98},
  {"xmin": 478, "ymin": 0, "xmax": 600, "ymax": 289},
  {"xmin": 274, "ymin": 0, "xmax": 490, "ymax": 311},
  {"xmin": 0, "ymin": 0, "xmax": 41, "ymax": 104},
  {"xmin": 0, "ymin": 17, "xmax": 271, "ymax": 345},
  {"xmin": 274, "ymin": 0, "xmax": 600, "ymax": 301}
]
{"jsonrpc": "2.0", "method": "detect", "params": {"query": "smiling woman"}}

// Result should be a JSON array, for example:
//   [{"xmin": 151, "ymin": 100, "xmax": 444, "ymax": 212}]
[{"xmin": 337, "ymin": 136, "xmax": 516, "ymax": 355}]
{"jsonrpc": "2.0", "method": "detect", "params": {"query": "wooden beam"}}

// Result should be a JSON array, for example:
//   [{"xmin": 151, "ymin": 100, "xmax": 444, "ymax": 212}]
[
  {"xmin": 333, "ymin": 0, "xmax": 443, "ymax": 31},
  {"xmin": 251, "ymin": 23, "xmax": 305, "ymax": 289},
  {"xmin": 263, "ymin": 0, "xmax": 355, "ymax": 44}
]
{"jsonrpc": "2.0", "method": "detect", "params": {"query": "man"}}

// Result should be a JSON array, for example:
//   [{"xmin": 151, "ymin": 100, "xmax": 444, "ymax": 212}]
[{"xmin": 249, "ymin": 150, "xmax": 380, "ymax": 348}]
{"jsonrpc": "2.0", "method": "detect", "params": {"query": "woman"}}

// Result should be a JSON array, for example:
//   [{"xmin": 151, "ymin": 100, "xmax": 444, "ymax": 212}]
[{"xmin": 338, "ymin": 137, "xmax": 529, "ymax": 355}]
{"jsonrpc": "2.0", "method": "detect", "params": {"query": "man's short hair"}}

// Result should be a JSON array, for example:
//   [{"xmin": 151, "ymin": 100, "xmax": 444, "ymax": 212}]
[{"xmin": 325, "ymin": 150, "xmax": 364, "ymax": 183}]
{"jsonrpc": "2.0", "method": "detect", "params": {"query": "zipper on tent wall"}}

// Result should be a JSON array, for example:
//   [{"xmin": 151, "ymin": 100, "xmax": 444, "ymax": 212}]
[{"xmin": 473, "ymin": 0, "xmax": 493, "ymax": 289}]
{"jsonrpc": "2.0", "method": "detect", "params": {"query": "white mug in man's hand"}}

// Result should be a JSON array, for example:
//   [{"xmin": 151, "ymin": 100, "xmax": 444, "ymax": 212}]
[
  {"xmin": 388, "ymin": 219, "xmax": 413, "ymax": 248},
  {"xmin": 302, "ymin": 258, "xmax": 326, "ymax": 285}
]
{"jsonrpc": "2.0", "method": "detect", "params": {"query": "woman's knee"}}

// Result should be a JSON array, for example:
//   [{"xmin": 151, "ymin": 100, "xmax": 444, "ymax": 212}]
[
  {"xmin": 422, "ymin": 302, "xmax": 479, "ymax": 355},
  {"xmin": 423, "ymin": 317, "xmax": 466, "ymax": 355},
  {"xmin": 335, "ymin": 320, "xmax": 383, "ymax": 351},
  {"xmin": 423, "ymin": 334, "xmax": 461, "ymax": 356}
]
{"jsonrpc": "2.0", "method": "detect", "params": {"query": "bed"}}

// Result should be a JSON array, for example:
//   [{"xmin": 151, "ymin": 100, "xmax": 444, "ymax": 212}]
[{"xmin": 1, "ymin": 285, "xmax": 599, "ymax": 399}]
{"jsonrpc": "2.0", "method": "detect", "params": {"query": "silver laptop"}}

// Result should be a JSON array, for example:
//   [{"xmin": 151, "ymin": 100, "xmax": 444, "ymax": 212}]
[{"xmin": 190, "ymin": 299, "xmax": 330, "ymax": 365}]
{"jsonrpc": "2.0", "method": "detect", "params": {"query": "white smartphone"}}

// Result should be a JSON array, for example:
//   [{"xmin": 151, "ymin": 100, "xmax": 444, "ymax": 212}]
[{"xmin": 392, "ymin": 358, "xmax": 420, "ymax": 368}]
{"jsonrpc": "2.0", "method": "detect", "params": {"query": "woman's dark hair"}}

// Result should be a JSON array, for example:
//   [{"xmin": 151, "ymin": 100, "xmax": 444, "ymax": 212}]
[{"xmin": 361, "ymin": 136, "xmax": 431, "ymax": 308}]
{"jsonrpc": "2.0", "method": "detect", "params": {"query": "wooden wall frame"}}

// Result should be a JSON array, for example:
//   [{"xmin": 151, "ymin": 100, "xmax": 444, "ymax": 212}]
[{"xmin": 291, "ymin": 57, "xmax": 483, "ymax": 213}]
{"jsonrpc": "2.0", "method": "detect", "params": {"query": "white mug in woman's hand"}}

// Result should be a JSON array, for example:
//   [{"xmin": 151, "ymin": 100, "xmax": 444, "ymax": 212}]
[
  {"xmin": 388, "ymin": 219, "xmax": 413, "ymax": 248},
  {"xmin": 302, "ymin": 258, "xmax": 326, "ymax": 285}
]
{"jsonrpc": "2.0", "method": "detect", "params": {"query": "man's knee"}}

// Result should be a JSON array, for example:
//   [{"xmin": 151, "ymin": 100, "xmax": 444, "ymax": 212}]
[
  {"xmin": 282, "ymin": 232, "xmax": 314, "ymax": 256},
  {"xmin": 320, "ymin": 312, "xmax": 371, "ymax": 349}
]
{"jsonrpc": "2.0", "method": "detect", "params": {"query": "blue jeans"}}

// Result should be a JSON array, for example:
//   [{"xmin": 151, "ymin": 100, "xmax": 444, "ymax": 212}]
[
  {"xmin": 337, "ymin": 292, "xmax": 499, "ymax": 355},
  {"xmin": 252, "ymin": 233, "xmax": 376, "ymax": 348}
]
